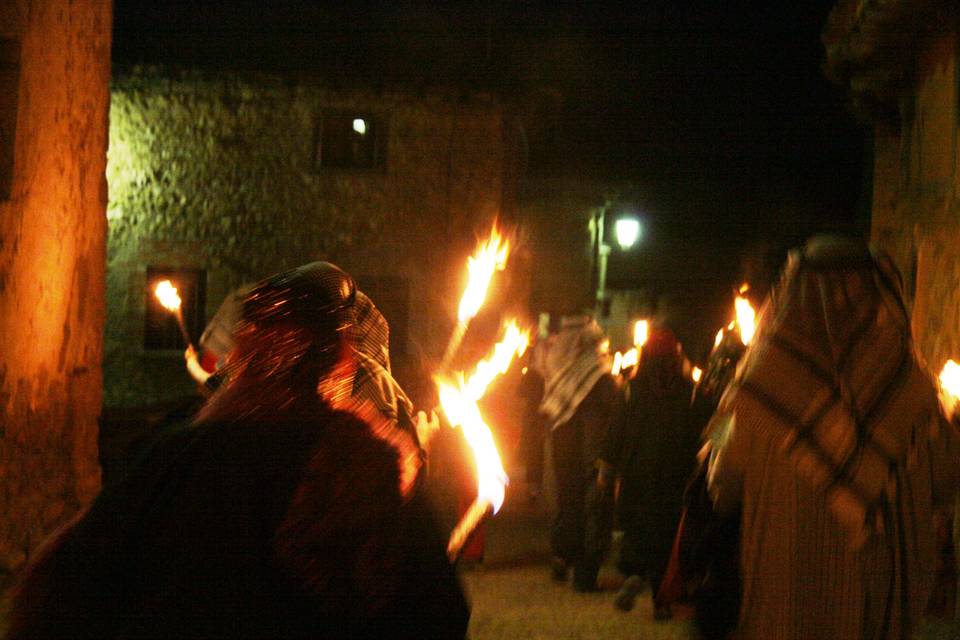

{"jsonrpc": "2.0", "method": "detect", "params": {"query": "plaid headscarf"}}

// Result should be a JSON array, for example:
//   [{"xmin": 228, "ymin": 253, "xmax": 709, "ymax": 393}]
[
  {"xmin": 201, "ymin": 266, "xmax": 423, "ymax": 496},
  {"xmin": 713, "ymin": 235, "xmax": 943, "ymax": 548},
  {"xmin": 347, "ymin": 291, "xmax": 417, "ymax": 433},
  {"xmin": 538, "ymin": 315, "xmax": 609, "ymax": 430}
]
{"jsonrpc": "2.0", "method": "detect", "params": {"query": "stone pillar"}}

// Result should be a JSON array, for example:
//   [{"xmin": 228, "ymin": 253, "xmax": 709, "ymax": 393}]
[{"xmin": 0, "ymin": 0, "xmax": 111, "ymax": 584}]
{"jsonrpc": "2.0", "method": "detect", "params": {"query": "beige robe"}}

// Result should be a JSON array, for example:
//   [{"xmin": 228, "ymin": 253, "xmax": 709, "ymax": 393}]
[{"xmin": 709, "ymin": 413, "xmax": 960, "ymax": 640}]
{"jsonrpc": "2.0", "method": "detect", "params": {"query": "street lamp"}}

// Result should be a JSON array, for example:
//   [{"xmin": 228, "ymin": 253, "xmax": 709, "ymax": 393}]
[
  {"xmin": 615, "ymin": 217, "xmax": 641, "ymax": 250},
  {"xmin": 593, "ymin": 207, "xmax": 642, "ymax": 317}
]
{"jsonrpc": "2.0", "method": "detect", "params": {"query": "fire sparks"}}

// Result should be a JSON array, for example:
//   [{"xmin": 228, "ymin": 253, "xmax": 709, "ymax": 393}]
[
  {"xmin": 692, "ymin": 366, "xmax": 703, "ymax": 383},
  {"xmin": 457, "ymin": 227, "xmax": 509, "ymax": 324},
  {"xmin": 154, "ymin": 280, "xmax": 182, "ymax": 312},
  {"xmin": 633, "ymin": 319, "xmax": 649, "ymax": 347},
  {"xmin": 735, "ymin": 296, "xmax": 756, "ymax": 345}
]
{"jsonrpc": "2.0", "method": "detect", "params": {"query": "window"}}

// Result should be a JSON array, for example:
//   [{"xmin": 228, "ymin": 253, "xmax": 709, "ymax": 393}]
[
  {"xmin": 144, "ymin": 267, "xmax": 206, "ymax": 351},
  {"xmin": 316, "ymin": 112, "xmax": 386, "ymax": 170},
  {"xmin": 0, "ymin": 39, "xmax": 21, "ymax": 201}
]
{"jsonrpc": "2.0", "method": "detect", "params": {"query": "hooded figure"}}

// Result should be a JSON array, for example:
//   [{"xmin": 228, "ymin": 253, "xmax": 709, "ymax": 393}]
[
  {"xmin": 708, "ymin": 235, "xmax": 960, "ymax": 640},
  {"xmin": 537, "ymin": 315, "xmax": 619, "ymax": 592},
  {"xmin": 6, "ymin": 262, "xmax": 469, "ymax": 640},
  {"xmin": 599, "ymin": 327, "xmax": 697, "ymax": 615}
]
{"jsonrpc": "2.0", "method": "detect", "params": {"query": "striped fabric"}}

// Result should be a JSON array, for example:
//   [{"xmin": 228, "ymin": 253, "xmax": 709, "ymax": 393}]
[
  {"xmin": 347, "ymin": 291, "xmax": 416, "ymax": 430},
  {"xmin": 716, "ymin": 238, "xmax": 940, "ymax": 548},
  {"xmin": 708, "ymin": 235, "xmax": 960, "ymax": 639},
  {"xmin": 538, "ymin": 316, "xmax": 609, "ymax": 430},
  {"xmin": 199, "ymin": 284, "xmax": 254, "ymax": 365},
  {"xmin": 339, "ymin": 291, "xmax": 423, "ymax": 496}
]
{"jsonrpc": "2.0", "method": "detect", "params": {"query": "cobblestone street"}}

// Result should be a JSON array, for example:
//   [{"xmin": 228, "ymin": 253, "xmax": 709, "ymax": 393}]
[{"xmin": 456, "ymin": 486, "xmax": 699, "ymax": 640}]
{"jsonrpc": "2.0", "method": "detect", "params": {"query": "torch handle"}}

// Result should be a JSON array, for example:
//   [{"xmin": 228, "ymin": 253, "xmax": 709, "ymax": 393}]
[
  {"xmin": 440, "ymin": 322, "xmax": 469, "ymax": 371},
  {"xmin": 174, "ymin": 308, "xmax": 195, "ymax": 351},
  {"xmin": 447, "ymin": 498, "xmax": 493, "ymax": 562}
]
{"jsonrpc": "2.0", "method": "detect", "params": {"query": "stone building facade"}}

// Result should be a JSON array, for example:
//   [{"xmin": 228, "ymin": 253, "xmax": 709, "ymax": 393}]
[
  {"xmin": 825, "ymin": 0, "xmax": 960, "ymax": 371},
  {"xmin": 0, "ymin": 0, "xmax": 110, "ymax": 584},
  {"xmin": 105, "ymin": 67, "xmax": 522, "ymax": 407}
]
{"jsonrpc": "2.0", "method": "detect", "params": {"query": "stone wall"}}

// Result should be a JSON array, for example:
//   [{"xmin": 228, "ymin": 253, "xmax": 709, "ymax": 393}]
[
  {"xmin": 0, "ymin": 0, "xmax": 110, "ymax": 583},
  {"xmin": 870, "ymin": 27, "xmax": 960, "ymax": 370},
  {"xmin": 105, "ymin": 68, "xmax": 520, "ymax": 407}
]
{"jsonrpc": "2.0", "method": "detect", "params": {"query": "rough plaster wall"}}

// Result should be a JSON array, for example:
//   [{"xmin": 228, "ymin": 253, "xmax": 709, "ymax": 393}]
[
  {"xmin": 871, "ymin": 30, "xmax": 960, "ymax": 371},
  {"xmin": 105, "ymin": 70, "xmax": 514, "ymax": 406},
  {"xmin": 0, "ymin": 0, "xmax": 109, "ymax": 581}
]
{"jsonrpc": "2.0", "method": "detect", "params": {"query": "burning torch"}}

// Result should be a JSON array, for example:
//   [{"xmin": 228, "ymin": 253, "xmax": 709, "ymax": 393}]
[
  {"xmin": 441, "ymin": 227, "xmax": 509, "ymax": 369},
  {"xmin": 438, "ymin": 319, "xmax": 529, "ymax": 561},
  {"xmin": 154, "ymin": 279, "xmax": 194, "ymax": 350}
]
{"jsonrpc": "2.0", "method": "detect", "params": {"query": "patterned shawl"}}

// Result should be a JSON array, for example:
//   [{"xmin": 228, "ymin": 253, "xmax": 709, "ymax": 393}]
[
  {"xmin": 714, "ymin": 235, "xmax": 943, "ymax": 548},
  {"xmin": 538, "ymin": 315, "xmax": 609, "ymax": 430}
]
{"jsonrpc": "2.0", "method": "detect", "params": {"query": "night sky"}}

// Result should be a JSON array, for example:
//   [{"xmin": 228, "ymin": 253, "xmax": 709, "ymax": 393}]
[{"xmin": 113, "ymin": 0, "xmax": 866, "ymax": 251}]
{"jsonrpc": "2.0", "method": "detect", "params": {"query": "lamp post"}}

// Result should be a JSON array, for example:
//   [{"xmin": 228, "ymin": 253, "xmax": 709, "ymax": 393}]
[{"xmin": 593, "ymin": 206, "xmax": 642, "ymax": 318}]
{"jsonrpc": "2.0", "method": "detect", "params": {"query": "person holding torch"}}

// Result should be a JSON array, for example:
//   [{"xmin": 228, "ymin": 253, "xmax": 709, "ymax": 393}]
[{"xmin": 7, "ymin": 262, "xmax": 468, "ymax": 639}]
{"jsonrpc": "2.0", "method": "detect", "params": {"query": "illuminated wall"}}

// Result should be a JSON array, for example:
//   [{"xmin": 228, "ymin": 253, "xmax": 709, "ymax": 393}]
[
  {"xmin": 825, "ymin": 2, "xmax": 960, "ymax": 373},
  {"xmin": 0, "ymin": 0, "xmax": 110, "ymax": 583},
  {"xmin": 871, "ymin": 27, "xmax": 960, "ymax": 370},
  {"xmin": 105, "ymin": 68, "xmax": 520, "ymax": 406}
]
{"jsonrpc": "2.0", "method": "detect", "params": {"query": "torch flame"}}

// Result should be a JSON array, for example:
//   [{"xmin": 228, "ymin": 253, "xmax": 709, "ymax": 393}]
[
  {"xmin": 438, "ymin": 381, "xmax": 509, "ymax": 512},
  {"xmin": 939, "ymin": 360, "xmax": 960, "ymax": 399},
  {"xmin": 692, "ymin": 366, "xmax": 703, "ymax": 383},
  {"xmin": 714, "ymin": 328, "xmax": 724, "ymax": 349},
  {"xmin": 154, "ymin": 280, "xmax": 182, "ymax": 312},
  {"xmin": 457, "ymin": 227, "xmax": 509, "ymax": 324},
  {"xmin": 622, "ymin": 347, "xmax": 639, "ymax": 369},
  {"xmin": 611, "ymin": 351, "xmax": 624, "ymax": 376},
  {"xmin": 633, "ymin": 319, "xmax": 649, "ymax": 347},
  {"xmin": 735, "ymin": 296, "xmax": 756, "ymax": 345},
  {"xmin": 463, "ymin": 320, "xmax": 529, "ymax": 400},
  {"xmin": 438, "ymin": 320, "xmax": 529, "ymax": 514}
]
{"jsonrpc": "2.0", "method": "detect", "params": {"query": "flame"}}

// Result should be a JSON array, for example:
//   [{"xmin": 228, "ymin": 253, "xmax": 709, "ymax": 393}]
[
  {"xmin": 939, "ymin": 360, "xmax": 960, "ymax": 399},
  {"xmin": 739, "ymin": 282, "xmax": 750, "ymax": 294},
  {"xmin": 154, "ymin": 280, "xmax": 182, "ymax": 312},
  {"xmin": 599, "ymin": 338, "xmax": 610, "ymax": 355},
  {"xmin": 622, "ymin": 347, "xmax": 639, "ymax": 369},
  {"xmin": 714, "ymin": 328, "xmax": 724, "ymax": 348},
  {"xmin": 611, "ymin": 351, "xmax": 624, "ymax": 376},
  {"xmin": 457, "ymin": 227, "xmax": 509, "ymax": 323},
  {"xmin": 735, "ymin": 296, "xmax": 756, "ymax": 345},
  {"xmin": 692, "ymin": 366, "xmax": 703, "ymax": 383},
  {"xmin": 463, "ymin": 320, "xmax": 529, "ymax": 400},
  {"xmin": 633, "ymin": 319, "xmax": 649, "ymax": 347},
  {"xmin": 437, "ymin": 320, "xmax": 529, "ymax": 513}
]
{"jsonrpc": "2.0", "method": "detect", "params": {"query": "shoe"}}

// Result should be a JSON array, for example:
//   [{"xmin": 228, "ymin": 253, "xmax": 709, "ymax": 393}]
[
  {"xmin": 653, "ymin": 603, "xmax": 672, "ymax": 621},
  {"xmin": 614, "ymin": 575, "xmax": 644, "ymax": 611},
  {"xmin": 550, "ymin": 557, "xmax": 569, "ymax": 582}
]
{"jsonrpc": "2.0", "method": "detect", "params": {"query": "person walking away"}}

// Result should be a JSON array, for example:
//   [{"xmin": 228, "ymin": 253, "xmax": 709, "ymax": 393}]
[
  {"xmin": 539, "ymin": 314, "xmax": 619, "ymax": 592},
  {"xmin": 598, "ymin": 327, "xmax": 697, "ymax": 617},
  {"xmin": 708, "ymin": 234, "xmax": 960, "ymax": 640}
]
